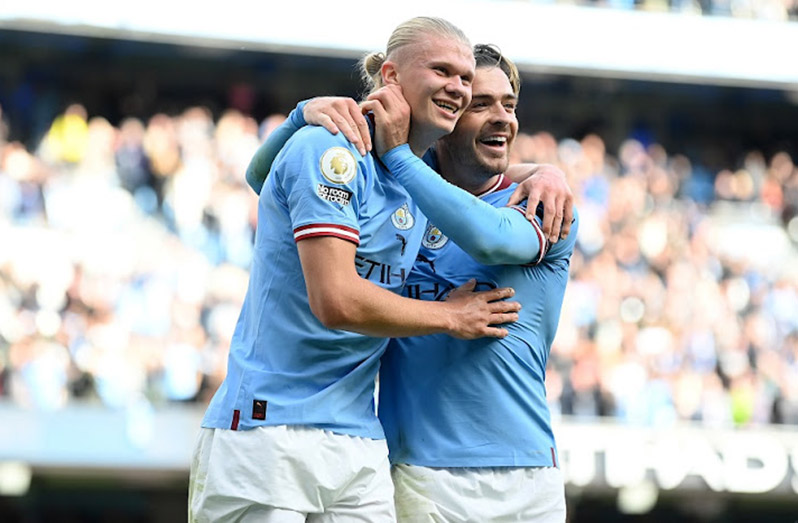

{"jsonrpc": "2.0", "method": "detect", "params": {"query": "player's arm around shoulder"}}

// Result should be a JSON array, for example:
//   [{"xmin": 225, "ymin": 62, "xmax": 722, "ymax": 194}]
[{"xmin": 246, "ymin": 97, "xmax": 373, "ymax": 196}]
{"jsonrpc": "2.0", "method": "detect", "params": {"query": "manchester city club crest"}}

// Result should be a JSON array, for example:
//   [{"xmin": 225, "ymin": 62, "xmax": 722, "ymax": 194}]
[
  {"xmin": 319, "ymin": 147, "xmax": 356, "ymax": 184},
  {"xmin": 422, "ymin": 223, "xmax": 449, "ymax": 249},
  {"xmin": 391, "ymin": 203, "xmax": 415, "ymax": 230}
]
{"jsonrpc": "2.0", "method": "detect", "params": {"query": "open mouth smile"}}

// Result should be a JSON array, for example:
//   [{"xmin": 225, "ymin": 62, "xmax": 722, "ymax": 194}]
[
  {"xmin": 479, "ymin": 135, "xmax": 508, "ymax": 149},
  {"xmin": 433, "ymin": 100, "xmax": 459, "ymax": 115}
]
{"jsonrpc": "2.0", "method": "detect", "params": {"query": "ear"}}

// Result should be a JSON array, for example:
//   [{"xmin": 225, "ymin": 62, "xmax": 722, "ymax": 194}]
[{"xmin": 381, "ymin": 60, "xmax": 400, "ymax": 86}]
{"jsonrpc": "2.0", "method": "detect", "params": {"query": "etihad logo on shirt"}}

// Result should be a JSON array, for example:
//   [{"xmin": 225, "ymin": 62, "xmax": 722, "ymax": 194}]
[
  {"xmin": 319, "ymin": 147, "xmax": 356, "ymax": 184},
  {"xmin": 422, "ymin": 223, "xmax": 448, "ymax": 250},
  {"xmin": 404, "ymin": 280, "xmax": 498, "ymax": 301},
  {"xmin": 355, "ymin": 255, "xmax": 407, "ymax": 286},
  {"xmin": 316, "ymin": 184, "xmax": 352, "ymax": 206},
  {"xmin": 391, "ymin": 203, "xmax": 415, "ymax": 230}
]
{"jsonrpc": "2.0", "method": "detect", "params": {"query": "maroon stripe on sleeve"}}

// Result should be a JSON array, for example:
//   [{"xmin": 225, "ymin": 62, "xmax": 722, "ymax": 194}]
[
  {"xmin": 293, "ymin": 223, "xmax": 360, "ymax": 246},
  {"xmin": 294, "ymin": 223, "xmax": 359, "ymax": 235},
  {"xmin": 510, "ymin": 205, "xmax": 547, "ymax": 265}
]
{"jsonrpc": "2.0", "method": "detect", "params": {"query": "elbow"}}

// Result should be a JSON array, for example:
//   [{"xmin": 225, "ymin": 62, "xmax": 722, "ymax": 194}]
[
  {"xmin": 460, "ymin": 237, "xmax": 497, "ymax": 265},
  {"xmin": 308, "ymin": 292, "xmax": 357, "ymax": 330},
  {"xmin": 469, "ymin": 241, "xmax": 518, "ymax": 266},
  {"xmin": 471, "ymin": 249, "xmax": 499, "ymax": 266},
  {"xmin": 245, "ymin": 168, "xmax": 263, "ymax": 195}
]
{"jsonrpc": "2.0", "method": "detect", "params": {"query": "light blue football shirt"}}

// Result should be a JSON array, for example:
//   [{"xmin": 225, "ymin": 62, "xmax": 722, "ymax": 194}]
[
  {"xmin": 202, "ymin": 125, "xmax": 426, "ymax": 439},
  {"xmin": 379, "ymin": 175, "xmax": 580, "ymax": 467}
]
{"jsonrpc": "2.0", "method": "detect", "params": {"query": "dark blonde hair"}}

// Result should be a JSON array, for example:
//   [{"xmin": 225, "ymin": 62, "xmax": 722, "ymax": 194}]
[
  {"xmin": 359, "ymin": 16, "xmax": 471, "ymax": 98},
  {"xmin": 473, "ymin": 43, "xmax": 521, "ymax": 97}
]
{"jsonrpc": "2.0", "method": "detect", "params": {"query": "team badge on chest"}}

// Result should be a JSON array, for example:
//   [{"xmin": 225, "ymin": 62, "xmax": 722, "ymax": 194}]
[
  {"xmin": 319, "ymin": 147, "xmax": 356, "ymax": 184},
  {"xmin": 391, "ymin": 203, "xmax": 415, "ymax": 230},
  {"xmin": 422, "ymin": 223, "xmax": 449, "ymax": 249}
]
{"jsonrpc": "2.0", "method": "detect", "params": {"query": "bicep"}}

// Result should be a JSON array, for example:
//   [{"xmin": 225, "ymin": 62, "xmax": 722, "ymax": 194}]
[
  {"xmin": 297, "ymin": 237, "xmax": 360, "ymax": 326},
  {"xmin": 298, "ymin": 236, "xmax": 358, "ymax": 301}
]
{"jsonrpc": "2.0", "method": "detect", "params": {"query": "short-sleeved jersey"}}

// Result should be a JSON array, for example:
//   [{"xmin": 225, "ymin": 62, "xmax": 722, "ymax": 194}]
[
  {"xmin": 202, "ymin": 126, "xmax": 426, "ymax": 439},
  {"xmin": 378, "ymin": 174, "xmax": 579, "ymax": 467}
]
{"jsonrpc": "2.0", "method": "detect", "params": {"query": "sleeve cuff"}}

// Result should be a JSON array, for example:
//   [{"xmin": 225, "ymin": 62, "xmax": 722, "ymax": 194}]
[
  {"xmin": 289, "ymin": 100, "xmax": 309, "ymax": 128},
  {"xmin": 381, "ymin": 144, "xmax": 415, "ymax": 171}
]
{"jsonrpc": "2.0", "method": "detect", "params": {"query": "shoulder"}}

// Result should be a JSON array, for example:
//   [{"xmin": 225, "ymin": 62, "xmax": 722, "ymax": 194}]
[
  {"xmin": 278, "ymin": 127, "xmax": 370, "ymax": 183},
  {"xmin": 285, "ymin": 125, "xmax": 357, "ymax": 155}
]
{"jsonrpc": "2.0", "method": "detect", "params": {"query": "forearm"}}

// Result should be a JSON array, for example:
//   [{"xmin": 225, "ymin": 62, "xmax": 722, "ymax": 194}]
[
  {"xmin": 299, "ymin": 237, "xmax": 516, "ymax": 339},
  {"xmin": 382, "ymin": 145, "xmax": 544, "ymax": 265},
  {"xmin": 505, "ymin": 163, "xmax": 540, "ymax": 183},
  {"xmin": 245, "ymin": 101, "xmax": 308, "ymax": 195},
  {"xmin": 314, "ymin": 276, "xmax": 456, "ymax": 338}
]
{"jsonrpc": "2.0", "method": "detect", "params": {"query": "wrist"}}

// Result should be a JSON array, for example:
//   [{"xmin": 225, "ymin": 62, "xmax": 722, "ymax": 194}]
[
  {"xmin": 381, "ymin": 143, "xmax": 414, "ymax": 168},
  {"xmin": 292, "ymin": 100, "xmax": 309, "ymax": 127},
  {"xmin": 437, "ymin": 300, "xmax": 459, "ymax": 336}
]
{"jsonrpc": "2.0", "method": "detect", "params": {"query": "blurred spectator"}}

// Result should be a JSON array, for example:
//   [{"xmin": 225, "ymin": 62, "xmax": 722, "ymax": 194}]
[
  {"xmin": 1, "ymin": 98, "xmax": 797, "ymax": 436},
  {"xmin": 557, "ymin": 0, "xmax": 798, "ymax": 19},
  {"xmin": 37, "ymin": 103, "xmax": 89, "ymax": 166}
]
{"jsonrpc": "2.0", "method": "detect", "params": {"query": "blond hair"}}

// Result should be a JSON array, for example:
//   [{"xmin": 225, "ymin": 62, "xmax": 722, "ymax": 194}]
[{"xmin": 359, "ymin": 16, "xmax": 471, "ymax": 98}]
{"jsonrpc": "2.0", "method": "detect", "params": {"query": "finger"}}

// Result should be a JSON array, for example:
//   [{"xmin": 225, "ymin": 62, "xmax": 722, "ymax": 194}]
[
  {"xmin": 490, "ymin": 312, "xmax": 519, "ymax": 325},
  {"xmin": 367, "ymin": 86, "xmax": 402, "ymax": 115},
  {"xmin": 457, "ymin": 278, "xmax": 477, "ymax": 292},
  {"xmin": 359, "ymin": 100, "xmax": 379, "ymax": 114},
  {"xmin": 540, "ymin": 194, "xmax": 556, "ymax": 242},
  {"xmin": 481, "ymin": 286, "xmax": 515, "ymax": 301},
  {"xmin": 327, "ymin": 113, "xmax": 365, "ymax": 156},
  {"xmin": 489, "ymin": 300, "xmax": 521, "ymax": 313},
  {"xmin": 348, "ymin": 104, "xmax": 372, "ymax": 153},
  {"xmin": 560, "ymin": 195, "xmax": 574, "ymax": 239},
  {"xmin": 445, "ymin": 278, "xmax": 476, "ymax": 301},
  {"xmin": 315, "ymin": 114, "xmax": 340, "ymax": 136},
  {"xmin": 549, "ymin": 201, "xmax": 564, "ymax": 244},
  {"xmin": 506, "ymin": 185, "xmax": 526, "ymax": 207},
  {"xmin": 525, "ymin": 189, "xmax": 542, "ymax": 226},
  {"xmin": 367, "ymin": 87, "xmax": 396, "ymax": 114},
  {"xmin": 482, "ymin": 327, "xmax": 509, "ymax": 339},
  {"xmin": 361, "ymin": 99, "xmax": 387, "ymax": 125}
]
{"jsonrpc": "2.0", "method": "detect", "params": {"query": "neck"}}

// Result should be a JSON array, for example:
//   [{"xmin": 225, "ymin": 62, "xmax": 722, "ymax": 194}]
[
  {"xmin": 407, "ymin": 127, "xmax": 439, "ymax": 158},
  {"xmin": 435, "ymin": 147, "xmax": 501, "ymax": 195}
]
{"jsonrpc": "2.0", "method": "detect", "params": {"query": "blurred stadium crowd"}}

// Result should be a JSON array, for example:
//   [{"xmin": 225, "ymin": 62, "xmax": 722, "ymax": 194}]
[
  {"xmin": 1, "ymin": 99, "xmax": 797, "ymax": 432},
  {"xmin": 559, "ymin": 0, "xmax": 798, "ymax": 20}
]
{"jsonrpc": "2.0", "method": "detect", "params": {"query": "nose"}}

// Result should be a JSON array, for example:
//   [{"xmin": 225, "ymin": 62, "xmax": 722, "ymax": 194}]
[
  {"xmin": 489, "ymin": 103, "xmax": 513, "ymax": 125},
  {"xmin": 444, "ymin": 77, "xmax": 470, "ymax": 99}
]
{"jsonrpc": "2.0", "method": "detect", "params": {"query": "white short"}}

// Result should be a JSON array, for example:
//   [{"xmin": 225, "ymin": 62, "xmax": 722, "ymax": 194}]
[
  {"xmin": 391, "ymin": 464, "xmax": 566, "ymax": 523},
  {"xmin": 188, "ymin": 425, "xmax": 396, "ymax": 522}
]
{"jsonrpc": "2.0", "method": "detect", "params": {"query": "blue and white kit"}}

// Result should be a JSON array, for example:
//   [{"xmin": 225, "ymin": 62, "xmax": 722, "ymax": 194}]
[
  {"xmin": 203, "ymin": 101, "xmax": 554, "ymax": 442},
  {"xmin": 202, "ymin": 122, "xmax": 426, "ymax": 439},
  {"xmin": 379, "ymin": 173, "xmax": 580, "ymax": 468}
]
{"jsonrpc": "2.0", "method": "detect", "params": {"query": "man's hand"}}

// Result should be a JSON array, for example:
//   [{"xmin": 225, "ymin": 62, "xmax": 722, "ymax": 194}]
[
  {"xmin": 505, "ymin": 163, "xmax": 574, "ymax": 243},
  {"xmin": 443, "ymin": 279, "xmax": 521, "ymax": 339},
  {"xmin": 303, "ymin": 97, "xmax": 372, "ymax": 156},
  {"xmin": 360, "ymin": 85, "xmax": 411, "ymax": 157}
]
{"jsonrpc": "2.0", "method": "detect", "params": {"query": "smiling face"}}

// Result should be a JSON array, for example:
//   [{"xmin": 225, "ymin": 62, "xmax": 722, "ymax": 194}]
[
  {"xmin": 387, "ymin": 35, "xmax": 475, "ymax": 149},
  {"xmin": 437, "ymin": 65, "xmax": 519, "ymax": 178}
]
